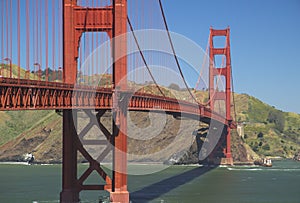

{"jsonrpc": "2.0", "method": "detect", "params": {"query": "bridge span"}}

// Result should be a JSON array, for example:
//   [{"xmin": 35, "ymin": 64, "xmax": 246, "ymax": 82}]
[{"xmin": 0, "ymin": 0, "xmax": 236, "ymax": 202}]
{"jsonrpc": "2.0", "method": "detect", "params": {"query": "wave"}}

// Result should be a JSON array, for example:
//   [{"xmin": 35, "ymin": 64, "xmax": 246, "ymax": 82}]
[
  {"xmin": 0, "ymin": 161, "xmax": 29, "ymax": 165},
  {"xmin": 227, "ymin": 167, "xmax": 300, "ymax": 172},
  {"xmin": 227, "ymin": 167, "xmax": 262, "ymax": 171},
  {"xmin": 40, "ymin": 164, "xmax": 55, "ymax": 166},
  {"xmin": 268, "ymin": 168, "xmax": 300, "ymax": 172}
]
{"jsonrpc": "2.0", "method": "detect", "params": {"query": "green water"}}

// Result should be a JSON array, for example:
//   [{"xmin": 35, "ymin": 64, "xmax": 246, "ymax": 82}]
[{"xmin": 0, "ymin": 160, "xmax": 299, "ymax": 203}]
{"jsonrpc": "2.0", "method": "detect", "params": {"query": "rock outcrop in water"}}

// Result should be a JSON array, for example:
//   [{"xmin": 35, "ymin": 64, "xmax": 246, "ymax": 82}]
[
  {"xmin": 164, "ymin": 128, "xmax": 258, "ymax": 165},
  {"xmin": 294, "ymin": 151, "xmax": 300, "ymax": 161}
]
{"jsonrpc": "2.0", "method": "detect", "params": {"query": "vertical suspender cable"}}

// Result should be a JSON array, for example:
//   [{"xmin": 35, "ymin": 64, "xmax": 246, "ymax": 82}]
[
  {"xmin": 35, "ymin": 0, "xmax": 39, "ymax": 79},
  {"xmin": 85, "ymin": 0, "xmax": 88, "ymax": 84},
  {"xmin": 141, "ymin": 0, "xmax": 144, "ymax": 91},
  {"xmin": 32, "ymin": 2, "xmax": 36, "ymax": 79},
  {"xmin": 9, "ymin": 0, "xmax": 12, "ymax": 78},
  {"xmin": 58, "ymin": 0, "xmax": 62, "ymax": 81},
  {"xmin": 45, "ymin": 0, "xmax": 49, "ymax": 81},
  {"xmin": 96, "ymin": 0, "xmax": 99, "ymax": 79},
  {"xmin": 17, "ymin": 0, "xmax": 20, "ymax": 80},
  {"xmin": 92, "ymin": 0, "xmax": 95, "ymax": 85},
  {"xmin": 194, "ymin": 35, "xmax": 209, "ymax": 91},
  {"xmin": 53, "ymin": 0, "xmax": 56, "ymax": 81},
  {"xmin": 86, "ymin": 32, "xmax": 89, "ymax": 85},
  {"xmin": 26, "ymin": 0, "xmax": 30, "ymax": 79},
  {"xmin": 1, "ymin": 1, "xmax": 3, "ymax": 69},
  {"xmin": 79, "ymin": 33, "xmax": 82, "ymax": 85},
  {"xmin": 231, "ymin": 67, "xmax": 237, "ymax": 122},
  {"xmin": 39, "ymin": 0, "xmax": 42, "ymax": 81},
  {"xmin": 6, "ymin": 1, "xmax": 8, "ymax": 77},
  {"xmin": 134, "ymin": 0, "xmax": 137, "ymax": 85}
]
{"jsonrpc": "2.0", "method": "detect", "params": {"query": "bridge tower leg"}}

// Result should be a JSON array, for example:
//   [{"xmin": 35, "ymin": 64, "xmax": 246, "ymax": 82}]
[
  {"xmin": 60, "ymin": 0, "xmax": 129, "ymax": 202},
  {"xmin": 209, "ymin": 27, "xmax": 233, "ymax": 165},
  {"xmin": 60, "ymin": 0, "xmax": 80, "ymax": 201},
  {"xmin": 110, "ymin": 0, "xmax": 129, "ymax": 202}
]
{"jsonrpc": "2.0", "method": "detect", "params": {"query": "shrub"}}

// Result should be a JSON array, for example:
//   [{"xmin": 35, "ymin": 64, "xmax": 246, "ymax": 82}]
[
  {"xmin": 257, "ymin": 132, "xmax": 264, "ymax": 138},
  {"xmin": 262, "ymin": 144, "xmax": 270, "ymax": 150},
  {"xmin": 168, "ymin": 83, "xmax": 180, "ymax": 91},
  {"xmin": 253, "ymin": 145, "xmax": 259, "ymax": 152},
  {"xmin": 267, "ymin": 110, "xmax": 285, "ymax": 132}
]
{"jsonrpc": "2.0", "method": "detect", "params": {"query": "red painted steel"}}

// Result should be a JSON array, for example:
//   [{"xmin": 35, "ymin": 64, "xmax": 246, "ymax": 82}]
[
  {"xmin": 60, "ymin": 109, "xmax": 79, "ymax": 202},
  {"xmin": 61, "ymin": 0, "xmax": 79, "ymax": 201},
  {"xmin": 63, "ymin": 2, "xmax": 113, "ymax": 84},
  {"xmin": 60, "ymin": 109, "xmax": 113, "ymax": 202},
  {"xmin": 61, "ymin": 0, "xmax": 130, "ymax": 202},
  {"xmin": 110, "ymin": 0, "xmax": 129, "ymax": 202},
  {"xmin": 209, "ymin": 27, "xmax": 233, "ymax": 162},
  {"xmin": 0, "ymin": 77, "xmax": 230, "ymax": 126}
]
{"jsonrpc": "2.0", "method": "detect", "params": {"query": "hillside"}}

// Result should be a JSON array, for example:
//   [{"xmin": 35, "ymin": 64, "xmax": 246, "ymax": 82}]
[
  {"xmin": 0, "ymin": 90, "xmax": 299, "ymax": 163},
  {"xmin": 234, "ymin": 94, "xmax": 300, "ymax": 158}
]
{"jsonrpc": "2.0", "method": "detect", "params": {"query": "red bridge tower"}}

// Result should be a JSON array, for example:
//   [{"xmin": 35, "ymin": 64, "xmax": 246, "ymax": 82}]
[
  {"xmin": 209, "ymin": 27, "xmax": 233, "ymax": 165},
  {"xmin": 61, "ymin": 0, "xmax": 129, "ymax": 202}
]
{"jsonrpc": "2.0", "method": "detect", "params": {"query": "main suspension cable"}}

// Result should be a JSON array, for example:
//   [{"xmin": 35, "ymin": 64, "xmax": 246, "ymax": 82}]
[
  {"xmin": 158, "ymin": 0, "xmax": 198, "ymax": 104},
  {"xmin": 127, "ymin": 16, "xmax": 166, "ymax": 98}
]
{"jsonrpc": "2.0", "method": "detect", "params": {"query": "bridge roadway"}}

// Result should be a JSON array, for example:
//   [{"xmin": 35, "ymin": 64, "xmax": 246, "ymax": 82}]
[
  {"xmin": 0, "ymin": 77, "xmax": 230, "ymax": 125},
  {"xmin": 0, "ymin": 77, "xmax": 232, "ymax": 126}
]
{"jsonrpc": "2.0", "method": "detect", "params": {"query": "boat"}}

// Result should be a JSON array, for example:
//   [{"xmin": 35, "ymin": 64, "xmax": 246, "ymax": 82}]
[
  {"xmin": 262, "ymin": 158, "xmax": 272, "ymax": 167},
  {"xmin": 254, "ymin": 158, "xmax": 272, "ymax": 167}
]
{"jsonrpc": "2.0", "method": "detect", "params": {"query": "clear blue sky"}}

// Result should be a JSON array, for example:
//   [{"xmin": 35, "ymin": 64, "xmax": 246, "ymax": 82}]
[{"xmin": 162, "ymin": 0, "xmax": 300, "ymax": 114}]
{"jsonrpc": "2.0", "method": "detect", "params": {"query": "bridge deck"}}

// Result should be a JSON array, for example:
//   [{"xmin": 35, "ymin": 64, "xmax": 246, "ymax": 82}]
[{"xmin": 0, "ymin": 77, "xmax": 230, "ymax": 126}]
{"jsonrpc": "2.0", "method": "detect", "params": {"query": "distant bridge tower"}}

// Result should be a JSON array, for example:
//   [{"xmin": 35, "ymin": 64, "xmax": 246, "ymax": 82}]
[{"xmin": 209, "ymin": 27, "xmax": 233, "ymax": 165}]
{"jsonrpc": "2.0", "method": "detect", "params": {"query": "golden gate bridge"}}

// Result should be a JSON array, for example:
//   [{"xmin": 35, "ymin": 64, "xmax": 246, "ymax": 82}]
[{"xmin": 0, "ymin": 0, "xmax": 236, "ymax": 202}]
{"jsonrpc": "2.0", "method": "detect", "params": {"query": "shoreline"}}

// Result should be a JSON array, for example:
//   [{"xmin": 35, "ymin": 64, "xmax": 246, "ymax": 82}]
[
  {"xmin": 0, "ymin": 161, "xmax": 31, "ymax": 165},
  {"xmin": 1, "ymin": 158, "xmax": 295, "ymax": 166},
  {"xmin": 0, "ymin": 160, "xmax": 259, "ymax": 167}
]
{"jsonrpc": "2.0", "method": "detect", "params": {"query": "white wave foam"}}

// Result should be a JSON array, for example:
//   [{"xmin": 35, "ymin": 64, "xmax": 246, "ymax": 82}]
[
  {"xmin": 227, "ymin": 167, "xmax": 300, "ymax": 172},
  {"xmin": 227, "ymin": 167, "xmax": 262, "ymax": 171}
]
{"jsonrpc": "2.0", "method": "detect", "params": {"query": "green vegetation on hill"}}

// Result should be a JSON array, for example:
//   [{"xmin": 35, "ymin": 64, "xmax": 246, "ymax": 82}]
[
  {"xmin": 0, "ymin": 110, "xmax": 56, "ymax": 146},
  {"xmin": 0, "ymin": 63, "xmax": 38, "ymax": 80},
  {"xmin": 235, "ymin": 94, "xmax": 300, "ymax": 158}
]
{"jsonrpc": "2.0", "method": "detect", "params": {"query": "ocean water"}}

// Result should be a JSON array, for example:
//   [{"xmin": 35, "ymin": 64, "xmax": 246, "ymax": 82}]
[{"xmin": 0, "ymin": 160, "xmax": 299, "ymax": 203}]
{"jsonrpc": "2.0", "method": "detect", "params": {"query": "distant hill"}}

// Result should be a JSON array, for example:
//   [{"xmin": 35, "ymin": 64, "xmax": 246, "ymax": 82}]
[{"xmin": 234, "ymin": 94, "xmax": 300, "ymax": 158}]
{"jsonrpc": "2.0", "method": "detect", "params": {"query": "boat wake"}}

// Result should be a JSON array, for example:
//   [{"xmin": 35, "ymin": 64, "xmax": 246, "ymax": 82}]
[
  {"xmin": 0, "ymin": 161, "xmax": 30, "ymax": 165},
  {"xmin": 227, "ymin": 167, "xmax": 300, "ymax": 172},
  {"xmin": 227, "ymin": 167, "xmax": 262, "ymax": 171}
]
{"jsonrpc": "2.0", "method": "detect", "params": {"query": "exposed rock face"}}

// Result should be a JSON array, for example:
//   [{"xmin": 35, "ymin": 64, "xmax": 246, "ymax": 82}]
[
  {"xmin": 294, "ymin": 151, "xmax": 300, "ymax": 161},
  {"xmin": 165, "ymin": 128, "xmax": 257, "ymax": 165},
  {"xmin": 0, "ymin": 111, "xmax": 257, "ymax": 164},
  {"xmin": 0, "ymin": 111, "xmax": 198, "ymax": 164},
  {"xmin": 0, "ymin": 135, "xmax": 49, "ymax": 162},
  {"xmin": 164, "ymin": 141, "xmax": 199, "ymax": 165},
  {"xmin": 0, "ymin": 117, "xmax": 62, "ymax": 164}
]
